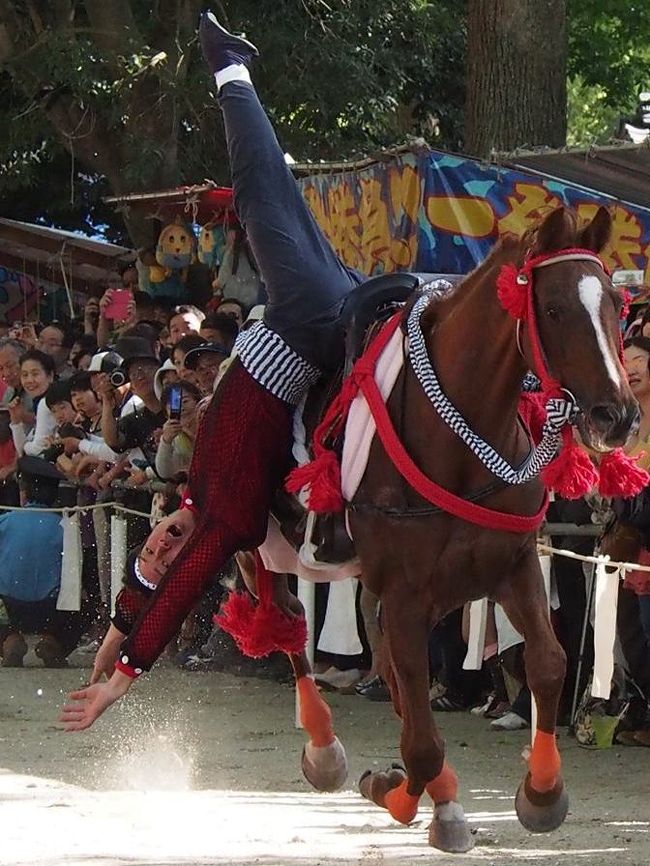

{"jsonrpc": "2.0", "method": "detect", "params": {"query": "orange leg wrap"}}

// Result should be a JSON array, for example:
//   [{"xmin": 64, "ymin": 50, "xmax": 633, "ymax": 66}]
[
  {"xmin": 297, "ymin": 676, "xmax": 335, "ymax": 748},
  {"xmin": 384, "ymin": 779, "xmax": 420, "ymax": 825},
  {"xmin": 425, "ymin": 761, "xmax": 459, "ymax": 804},
  {"xmin": 529, "ymin": 730, "xmax": 561, "ymax": 794}
]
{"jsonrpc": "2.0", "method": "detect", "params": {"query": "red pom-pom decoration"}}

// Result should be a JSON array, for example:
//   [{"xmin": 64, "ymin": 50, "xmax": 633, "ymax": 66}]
[
  {"xmin": 497, "ymin": 263, "xmax": 529, "ymax": 320},
  {"xmin": 598, "ymin": 448, "xmax": 650, "ymax": 498},
  {"xmin": 541, "ymin": 429, "xmax": 599, "ymax": 499}
]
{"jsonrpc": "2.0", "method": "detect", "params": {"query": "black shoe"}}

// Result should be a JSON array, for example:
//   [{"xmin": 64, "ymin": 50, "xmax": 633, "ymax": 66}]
[{"xmin": 199, "ymin": 11, "xmax": 259, "ymax": 76}]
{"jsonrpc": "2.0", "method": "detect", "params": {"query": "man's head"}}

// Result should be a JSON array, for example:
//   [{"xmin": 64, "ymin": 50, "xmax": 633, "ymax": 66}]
[
  {"xmin": 0, "ymin": 337, "xmax": 27, "ymax": 389},
  {"xmin": 624, "ymin": 337, "xmax": 650, "ymax": 399},
  {"xmin": 217, "ymin": 298, "xmax": 247, "ymax": 329},
  {"xmin": 45, "ymin": 380, "xmax": 76, "ymax": 426},
  {"xmin": 171, "ymin": 334, "xmax": 205, "ymax": 382},
  {"xmin": 169, "ymin": 305, "xmax": 205, "ymax": 343},
  {"xmin": 137, "ymin": 507, "xmax": 197, "ymax": 584},
  {"xmin": 183, "ymin": 343, "xmax": 229, "ymax": 394},
  {"xmin": 114, "ymin": 337, "xmax": 159, "ymax": 401},
  {"xmin": 17, "ymin": 456, "xmax": 63, "ymax": 507},
  {"xmin": 38, "ymin": 321, "xmax": 73, "ymax": 370},
  {"xmin": 70, "ymin": 372, "xmax": 101, "ymax": 419},
  {"xmin": 199, "ymin": 312, "xmax": 239, "ymax": 350}
]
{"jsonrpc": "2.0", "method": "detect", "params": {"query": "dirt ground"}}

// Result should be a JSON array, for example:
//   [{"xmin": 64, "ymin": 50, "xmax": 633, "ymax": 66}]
[{"xmin": 1, "ymin": 651, "xmax": 648, "ymax": 866}]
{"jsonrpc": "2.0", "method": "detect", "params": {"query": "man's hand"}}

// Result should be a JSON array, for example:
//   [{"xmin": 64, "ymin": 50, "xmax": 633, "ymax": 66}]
[
  {"xmin": 61, "ymin": 437, "xmax": 82, "ymax": 456},
  {"xmin": 98, "ymin": 289, "xmax": 114, "ymax": 320},
  {"xmin": 161, "ymin": 419, "xmax": 182, "ymax": 444},
  {"xmin": 60, "ymin": 669, "xmax": 134, "ymax": 731},
  {"xmin": 89, "ymin": 625, "xmax": 126, "ymax": 685},
  {"xmin": 94, "ymin": 373, "xmax": 117, "ymax": 405}
]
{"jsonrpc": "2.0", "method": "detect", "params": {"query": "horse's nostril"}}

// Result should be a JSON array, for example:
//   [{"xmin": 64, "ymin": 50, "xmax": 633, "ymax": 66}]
[{"xmin": 589, "ymin": 404, "xmax": 620, "ymax": 431}]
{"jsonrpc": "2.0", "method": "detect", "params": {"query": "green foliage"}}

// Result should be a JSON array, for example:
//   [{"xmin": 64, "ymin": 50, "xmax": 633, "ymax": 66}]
[
  {"xmin": 566, "ymin": 75, "xmax": 621, "ymax": 147},
  {"xmin": 568, "ymin": 0, "xmax": 650, "ymax": 114}
]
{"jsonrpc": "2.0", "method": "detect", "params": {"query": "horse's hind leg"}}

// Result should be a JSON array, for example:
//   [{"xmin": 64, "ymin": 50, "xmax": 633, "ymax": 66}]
[
  {"xmin": 290, "ymin": 651, "xmax": 348, "ymax": 792},
  {"xmin": 498, "ymin": 550, "xmax": 568, "ymax": 833},
  {"xmin": 234, "ymin": 551, "xmax": 347, "ymax": 791},
  {"xmin": 359, "ymin": 594, "xmax": 473, "ymax": 853}
]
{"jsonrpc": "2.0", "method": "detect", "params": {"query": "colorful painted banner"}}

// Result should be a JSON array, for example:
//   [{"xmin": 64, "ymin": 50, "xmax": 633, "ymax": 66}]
[{"xmin": 298, "ymin": 149, "xmax": 650, "ymax": 279}]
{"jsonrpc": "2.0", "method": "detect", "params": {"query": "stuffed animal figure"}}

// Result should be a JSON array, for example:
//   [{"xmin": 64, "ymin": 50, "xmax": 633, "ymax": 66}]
[
  {"xmin": 198, "ymin": 223, "xmax": 227, "ymax": 268},
  {"xmin": 156, "ymin": 217, "xmax": 196, "ymax": 270}
]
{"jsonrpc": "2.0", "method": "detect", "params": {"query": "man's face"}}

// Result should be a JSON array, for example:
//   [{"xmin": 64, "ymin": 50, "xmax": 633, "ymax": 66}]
[
  {"xmin": 195, "ymin": 352, "xmax": 225, "ymax": 394},
  {"xmin": 38, "ymin": 326, "xmax": 68, "ymax": 367},
  {"xmin": 218, "ymin": 303, "xmax": 243, "ymax": 329},
  {"xmin": 51, "ymin": 400, "xmax": 76, "ymax": 426},
  {"xmin": 0, "ymin": 346, "xmax": 21, "ymax": 389},
  {"xmin": 138, "ymin": 508, "xmax": 197, "ymax": 584},
  {"xmin": 624, "ymin": 346, "xmax": 650, "ymax": 397},
  {"xmin": 169, "ymin": 313, "xmax": 201, "ymax": 343},
  {"xmin": 126, "ymin": 360, "xmax": 158, "ymax": 399},
  {"xmin": 71, "ymin": 388, "xmax": 100, "ymax": 419}
]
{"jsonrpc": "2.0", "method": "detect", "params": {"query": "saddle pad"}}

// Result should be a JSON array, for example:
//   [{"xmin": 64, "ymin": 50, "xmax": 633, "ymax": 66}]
[{"xmin": 341, "ymin": 323, "xmax": 407, "ymax": 502}]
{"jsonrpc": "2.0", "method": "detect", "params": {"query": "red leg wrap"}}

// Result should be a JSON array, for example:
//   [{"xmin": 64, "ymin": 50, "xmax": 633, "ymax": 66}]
[
  {"xmin": 384, "ymin": 779, "xmax": 420, "ymax": 825},
  {"xmin": 297, "ymin": 676, "xmax": 334, "ymax": 748},
  {"xmin": 529, "ymin": 729, "xmax": 561, "ymax": 793},
  {"xmin": 425, "ymin": 761, "xmax": 459, "ymax": 804}
]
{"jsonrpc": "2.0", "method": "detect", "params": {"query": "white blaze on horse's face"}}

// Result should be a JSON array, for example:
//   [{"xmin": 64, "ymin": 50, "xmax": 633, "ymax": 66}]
[{"xmin": 577, "ymin": 274, "xmax": 622, "ymax": 391}]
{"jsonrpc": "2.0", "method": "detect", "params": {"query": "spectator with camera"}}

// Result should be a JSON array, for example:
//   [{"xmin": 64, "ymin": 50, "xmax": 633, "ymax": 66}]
[{"xmin": 155, "ymin": 380, "xmax": 202, "ymax": 480}]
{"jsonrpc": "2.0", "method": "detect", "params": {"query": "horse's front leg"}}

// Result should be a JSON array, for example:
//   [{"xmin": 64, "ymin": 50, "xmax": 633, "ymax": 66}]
[
  {"xmin": 498, "ymin": 548, "xmax": 569, "ymax": 833},
  {"xmin": 359, "ymin": 591, "xmax": 473, "ymax": 853}
]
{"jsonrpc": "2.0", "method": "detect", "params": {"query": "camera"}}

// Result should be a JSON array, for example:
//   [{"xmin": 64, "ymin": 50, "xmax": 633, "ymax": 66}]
[{"xmin": 109, "ymin": 369, "xmax": 127, "ymax": 387}]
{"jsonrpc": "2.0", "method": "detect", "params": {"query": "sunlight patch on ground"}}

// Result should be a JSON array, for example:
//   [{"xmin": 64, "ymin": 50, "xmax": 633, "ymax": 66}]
[{"xmin": 0, "ymin": 767, "xmax": 634, "ymax": 866}]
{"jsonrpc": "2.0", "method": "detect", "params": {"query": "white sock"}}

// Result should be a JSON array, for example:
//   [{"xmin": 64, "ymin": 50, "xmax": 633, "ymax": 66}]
[{"xmin": 215, "ymin": 63, "xmax": 252, "ymax": 92}]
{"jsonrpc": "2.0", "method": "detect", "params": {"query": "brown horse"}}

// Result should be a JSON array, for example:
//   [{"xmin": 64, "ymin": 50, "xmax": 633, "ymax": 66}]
[{"xmin": 342, "ymin": 205, "xmax": 638, "ymax": 851}]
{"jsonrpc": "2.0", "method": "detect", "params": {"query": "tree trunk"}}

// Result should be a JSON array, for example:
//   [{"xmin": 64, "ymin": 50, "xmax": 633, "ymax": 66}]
[{"xmin": 465, "ymin": 0, "xmax": 567, "ymax": 158}]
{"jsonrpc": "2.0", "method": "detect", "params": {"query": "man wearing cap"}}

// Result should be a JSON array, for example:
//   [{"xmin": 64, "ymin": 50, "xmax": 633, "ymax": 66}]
[
  {"xmin": 183, "ymin": 342, "xmax": 230, "ymax": 395},
  {"xmin": 99, "ymin": 337, "xmax": 164, "ymax": 461},
  {"xmin": 0, "ymin": 457, "xmax": 83, "ymax": 667},
  {"xmin": 62, "ymin": 12, "xmax": 364, "ymax": 728}
]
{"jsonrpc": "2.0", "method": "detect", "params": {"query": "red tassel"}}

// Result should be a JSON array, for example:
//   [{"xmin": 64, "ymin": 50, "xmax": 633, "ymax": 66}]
[
  {"xmin": 285, "ymin": 449, "xmax": 344, "ymax": 513},
  {"xmin": 519, "ymin": 392, "xmax": 546, "ymax": 444},
  {"xmin": 497, "ymin": 263, "xmax": 528, "ymax": 320},
  {"xmin": 598, "ymin": 448, "xmax": 650, "ymax": 498},
  {"xmin": 541, "ymin": 430, "xmax": 598, "ymax": 499},
  {"xmin": 215, "ymin": 592, "xmax": 307, "ymax": 658}
]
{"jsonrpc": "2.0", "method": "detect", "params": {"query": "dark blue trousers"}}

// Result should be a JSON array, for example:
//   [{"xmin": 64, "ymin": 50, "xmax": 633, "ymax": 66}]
[{"xmin": 220, "ymin": 81, "xmax": 363, "ymax": 371}]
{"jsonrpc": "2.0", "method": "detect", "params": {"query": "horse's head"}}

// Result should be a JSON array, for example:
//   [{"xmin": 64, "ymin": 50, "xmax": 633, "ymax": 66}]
[{"xmin": 522, "ymin": 206, "xmax": 639, "ymax": 451}]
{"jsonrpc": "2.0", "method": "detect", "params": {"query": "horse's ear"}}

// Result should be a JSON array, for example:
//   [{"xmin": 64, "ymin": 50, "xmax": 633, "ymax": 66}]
[
  {"xmin": 532, "ymin": 207, "xmax": 577, "ymax": 254},
  {"xmin": 578, "ymin": 206, "xmax": 612, "ymax": 254}
]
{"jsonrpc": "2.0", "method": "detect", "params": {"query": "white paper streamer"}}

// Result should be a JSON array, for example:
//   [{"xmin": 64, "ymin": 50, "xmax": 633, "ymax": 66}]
[
  {"xmin": 463, "ymin": 598, "xmax": 488, "ymax": 670},
  {"xmin": 110, "ymin": 513, "xmax": 128, "ymax": 618},
  {"xmin": 57, "ymin": 512, "xmax": 82, "ymax": 611},
  {"xmin": 317, "ymin": 578, "xmax": 363, "ymax": 656},
  {"xmin": 592, "ymin": 560, "xmax": 620, "ymax": 699}
]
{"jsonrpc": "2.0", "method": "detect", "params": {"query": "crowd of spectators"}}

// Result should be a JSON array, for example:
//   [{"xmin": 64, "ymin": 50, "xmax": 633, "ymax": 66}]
[{"xmin": 0, "ymin": 261, "xmax": 649, "ymax": 750}]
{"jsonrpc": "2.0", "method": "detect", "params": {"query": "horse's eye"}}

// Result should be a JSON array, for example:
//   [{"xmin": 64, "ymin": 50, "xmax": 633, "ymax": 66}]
[{"xmin": 545, "ymin": 305, "xmax": 562, "ymax": 321}]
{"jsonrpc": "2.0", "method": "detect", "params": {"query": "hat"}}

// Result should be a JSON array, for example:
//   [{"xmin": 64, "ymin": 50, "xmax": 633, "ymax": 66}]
[
  {"xmin": 87, "ymin": 350, "xmax": 123, "ymax": 374},
  {"xmin": 17, "ymin": 456, "xmax": 65, "ymax": 481},
  {"xmin": 183, "ymin": 342, "xmax": 230, "ymax": 370},
  {"xmin": 114, "ymin": 336, "xmax": 159, "ymax": 374},
  {"xmin": 245, "ymin": 304, "xmax": 265, "ymax": 324},
  {"xmin": 154, "ymin": 357, "xmax": 177, "ymax": 400}
]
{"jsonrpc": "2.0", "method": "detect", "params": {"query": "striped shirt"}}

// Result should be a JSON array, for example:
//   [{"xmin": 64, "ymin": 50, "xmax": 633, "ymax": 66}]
[{"xmin": 235, "ymin": 321, "xmax": 321, "ymax": 405}]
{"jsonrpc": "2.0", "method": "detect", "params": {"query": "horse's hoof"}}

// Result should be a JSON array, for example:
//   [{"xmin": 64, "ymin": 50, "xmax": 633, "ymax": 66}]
[
  {"xmin": 515, "ymin": 774, "xmax": 569, "ymax": 833},
  {"xmin": 359, "ymin": 765, "xmax": 407, "ymax": 803},
  {"xmin": 302, "ymin": 736, "xmax": 348, "ymax": 792},
  {"xmin": 428, "ymin": 802, "xmax": 475, "ymax": 853}
]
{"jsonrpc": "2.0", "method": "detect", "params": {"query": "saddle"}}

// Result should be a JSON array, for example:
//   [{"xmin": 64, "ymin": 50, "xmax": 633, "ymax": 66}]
[{"xmin": 271, "ymin": 271, "xmax": 422, "ymax": 566}]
